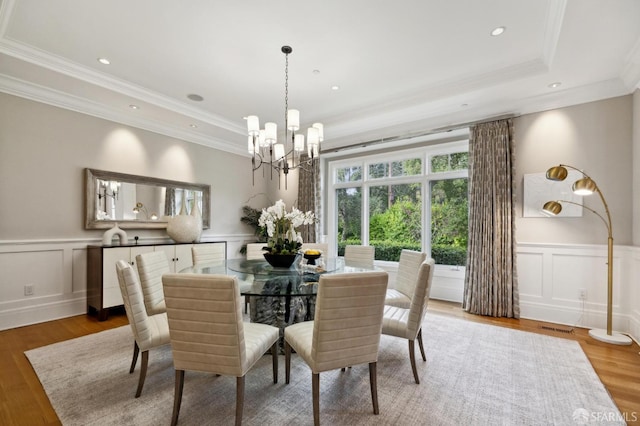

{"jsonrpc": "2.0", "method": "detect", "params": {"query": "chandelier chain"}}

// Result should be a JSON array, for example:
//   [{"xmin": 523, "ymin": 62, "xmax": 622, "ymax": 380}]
[{"xmin": 284, "ymin": 52, "xmax": 289, "ymax": 132}]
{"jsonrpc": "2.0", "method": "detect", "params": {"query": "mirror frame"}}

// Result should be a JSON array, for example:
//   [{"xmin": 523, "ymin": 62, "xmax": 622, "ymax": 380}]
[{"xmin": 84, "ymin": 168, "xmax": 211, "ymax": 230}]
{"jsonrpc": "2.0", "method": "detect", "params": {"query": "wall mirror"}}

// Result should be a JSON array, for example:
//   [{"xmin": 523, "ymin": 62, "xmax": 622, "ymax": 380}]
[{"xmin": 84, "ymin": 168, "xmax": 210, "ymax": 230}]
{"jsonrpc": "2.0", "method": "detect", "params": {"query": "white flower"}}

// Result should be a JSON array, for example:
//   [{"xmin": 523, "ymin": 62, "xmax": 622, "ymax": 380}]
[{"xmin": 258, "ymin": 199, "xmax": 316, "ymax": 254}]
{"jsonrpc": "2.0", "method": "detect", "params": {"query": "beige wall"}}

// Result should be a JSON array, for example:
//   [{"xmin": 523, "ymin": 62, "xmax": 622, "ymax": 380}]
[
  {"xmin": 0, "ymin": 92, "xmax": 275, "ymax": 242},
  {"xmin": 514, "ymin": 95, "xmax": 633, "ymax": 245}
]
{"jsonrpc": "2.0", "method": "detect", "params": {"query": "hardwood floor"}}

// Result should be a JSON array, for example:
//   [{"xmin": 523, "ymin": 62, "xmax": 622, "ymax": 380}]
[{"xmin": 0, "ymin": 301, "xmax": 638, "ymax": 425}]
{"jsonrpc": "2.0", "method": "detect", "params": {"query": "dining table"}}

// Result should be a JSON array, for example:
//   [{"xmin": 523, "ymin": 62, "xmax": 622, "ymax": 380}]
[{"xmin": 180, "ymin": 256, "xmax": 382, "ymax": 350}]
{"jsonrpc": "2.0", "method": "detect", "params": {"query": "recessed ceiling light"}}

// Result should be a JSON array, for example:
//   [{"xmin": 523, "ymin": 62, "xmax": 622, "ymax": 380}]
[
  {"xmin": 97, "ymin": 57, "xmax": 110, "ymax": 65},
  {"xmin": 461, "ymin": 103, "xmax": 468, "ymax": 107},
  {"xmin": 187, "ymin": 94, "xmax": 204, "ymax": 102},
  {"xmin": 129, "ymin": 104, "xmax": 139, "ymax": 110},
  {"xmin": 548, "ymin": 82, "xmax": 562, "ymax": 88},
  {"xmin": 313, "ymin": 69, "xmax": 320, "ymax": 74},
  {"xmin": 190, "ymin": 124, "xmax": 198, "ymax": 128},
  {"xmin": 331, "ymin": 85, "xmax": 340, "ymax": 91},
  {"xmin": 490, "ymin": 26, "xmax": 506, "ymax": 36}
]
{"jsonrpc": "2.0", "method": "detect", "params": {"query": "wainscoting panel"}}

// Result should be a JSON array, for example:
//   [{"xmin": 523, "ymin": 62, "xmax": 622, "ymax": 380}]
[
  {"xmin": 516, "ymin": 251, "xmax": 544, "ymax": 298},
  {"xmin": 0, "ymin": 249, "xmax": 64, "ymax": 301},
  {"xmin": 1, "ymin": 239, "xmax": 638, "ymax": 344}
]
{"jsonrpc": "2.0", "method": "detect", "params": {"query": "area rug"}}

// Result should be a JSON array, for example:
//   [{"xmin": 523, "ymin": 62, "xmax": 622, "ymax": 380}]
[{"xmin": 25, "ymin": 313, "xmax": 625, "ymax": 425}]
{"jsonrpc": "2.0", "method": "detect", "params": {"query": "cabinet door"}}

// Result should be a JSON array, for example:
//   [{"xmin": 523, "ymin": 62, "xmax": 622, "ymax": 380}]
[
  {"xmin": 103, "ymin": 246, "xmax": 153, "ymax": 308},
  {"xmin": 173, "ymin": 244, "xmax": 193, "ymax": 272},
  {"xmin": 156, "ymin": 244, "xmax": 193, "ymax": 272}
]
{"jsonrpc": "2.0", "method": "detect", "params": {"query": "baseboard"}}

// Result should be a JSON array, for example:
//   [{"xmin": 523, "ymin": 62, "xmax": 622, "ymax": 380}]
[{"xmin": 0, "ymin": 297, "xmax": 86, "ymax": 331}]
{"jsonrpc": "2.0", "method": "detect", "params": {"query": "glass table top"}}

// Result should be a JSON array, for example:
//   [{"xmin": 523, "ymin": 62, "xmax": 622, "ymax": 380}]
[{"xmin": 180, "ymin": 257, "xmax": 380, "ymax": 296}]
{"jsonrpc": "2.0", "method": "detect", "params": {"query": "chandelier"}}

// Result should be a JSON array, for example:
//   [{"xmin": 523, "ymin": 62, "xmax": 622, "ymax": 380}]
[{"xmin": 246, "ymin": 45, "xmax": 323, "ymax": 189}]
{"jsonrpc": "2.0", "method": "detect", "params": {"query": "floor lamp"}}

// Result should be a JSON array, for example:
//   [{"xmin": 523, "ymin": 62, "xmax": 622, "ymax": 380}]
[{"xmin": 542, "ymin": 164, "xmax": 631, "ymax": 345}]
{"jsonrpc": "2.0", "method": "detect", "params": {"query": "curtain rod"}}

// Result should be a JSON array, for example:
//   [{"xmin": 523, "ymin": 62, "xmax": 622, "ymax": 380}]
[{"xmin": 322, "ymin": 113, "xmax": 518, "ymax": 155}]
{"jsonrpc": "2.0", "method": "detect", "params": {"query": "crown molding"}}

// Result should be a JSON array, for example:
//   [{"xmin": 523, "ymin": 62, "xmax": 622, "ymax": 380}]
[{"xmin": 0, "ymin": 73, "xmax": 248, "ymax": 157}]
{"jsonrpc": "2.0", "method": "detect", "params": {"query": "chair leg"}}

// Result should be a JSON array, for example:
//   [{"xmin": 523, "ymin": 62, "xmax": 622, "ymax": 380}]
[
  {"xmin": 171, "ymin": 370, "xmax": 184, "ymax": 426},
  {"xmin": 312, "ymin": 373, "xmax": 320, "ymax": 426},
  {"xmin": 417, "ymin": 328, "xmax": 426, "ymax": 361},
  {"xmin": 135, "ymin": 350, "xmax": 149, "ymax": 397},
  {"xmin": 129, "ymin": 341, "xmax": 140, "ymax": 374},
  {"xmin": 244, "ymin": 296, "xmax": 249, "ymax": 314},
  {"xmin": 369, "ymin": 362, "xmax": 380, "ymax": 415},
  {"xmin": 271, "ymin": 341, "xmax": 278, "ymax": 384},
  {"xmin": 284, "ymin": 340, "xmax": 291, "ymax": 384},
  {"xmin": 236, "ymin": 376, "xmax": 245, "ymax": 426},
  {"xmin": 408, "ymin": 340, "xmax": 420, "ymax": 384}
]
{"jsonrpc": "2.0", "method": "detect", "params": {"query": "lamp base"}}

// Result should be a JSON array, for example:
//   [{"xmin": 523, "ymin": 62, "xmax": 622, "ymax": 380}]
[{"xmin": 588, "ymin": 328, "xmax": 632, "ymax": 345}]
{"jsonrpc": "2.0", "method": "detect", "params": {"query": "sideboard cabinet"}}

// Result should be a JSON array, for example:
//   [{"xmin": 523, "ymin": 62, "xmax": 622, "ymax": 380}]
[{"xmin": 87, "ymin": 241, "xmax": 226, "ymax": 320}]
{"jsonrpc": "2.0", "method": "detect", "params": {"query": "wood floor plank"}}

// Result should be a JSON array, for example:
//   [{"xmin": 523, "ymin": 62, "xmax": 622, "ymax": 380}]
[{"xmin": 0, "ymin": 301, "xmax": 637, "ymax": 425}]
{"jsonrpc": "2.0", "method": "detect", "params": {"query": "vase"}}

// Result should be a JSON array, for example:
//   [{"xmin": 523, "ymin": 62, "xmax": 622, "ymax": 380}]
[
  {"xmin": 166, "ymin": 192, "xmax": 201, "ymax": 243},
  {"xmin": 102, "ymin": 223, "xmax": 128, "ymax": 246},
  {"xmin": 190, "ymin": 197, "xmax": 203, "ymax": 242},
  {"xmin": 263, "ymin": 253, "xmax": 299, "ymax": 268}
]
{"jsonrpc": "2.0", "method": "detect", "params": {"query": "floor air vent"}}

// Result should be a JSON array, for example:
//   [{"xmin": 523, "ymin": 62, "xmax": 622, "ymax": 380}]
[{"xmin": 540, "ymin": 325, "xmax": 573, "ymax": 334}]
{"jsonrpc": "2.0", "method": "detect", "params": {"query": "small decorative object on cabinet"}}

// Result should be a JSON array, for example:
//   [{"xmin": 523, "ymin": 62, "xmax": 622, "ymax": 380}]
[
  {"xmin": 87, "ymin": 241, "xmax": 226, "ymax": 320},
  {"xmin": 166, "ymin": 200, "xmax": 201, "ymax": 243},
  {"xmin": 102, "ymin": 223, "xmax": 128, "ymax": 245}
]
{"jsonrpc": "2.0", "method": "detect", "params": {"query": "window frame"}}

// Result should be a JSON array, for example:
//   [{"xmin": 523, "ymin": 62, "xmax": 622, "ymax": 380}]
[{"xmin": 327, "ymin": 138, "xmax": 468, "ymax": 264}]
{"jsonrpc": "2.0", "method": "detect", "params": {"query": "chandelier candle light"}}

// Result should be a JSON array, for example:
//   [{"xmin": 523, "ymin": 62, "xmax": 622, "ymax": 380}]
[
  {"xmin": 542, "ymin": 164, "xmax": 631, "ymax": 345},
  {"xmin": 246, "ymin": 45, "xmax": 323, "ymax": 189}
]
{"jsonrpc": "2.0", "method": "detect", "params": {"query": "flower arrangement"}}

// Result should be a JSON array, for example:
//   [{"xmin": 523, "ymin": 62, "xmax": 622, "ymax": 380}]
[{"xmin": 258, "ymin": 199, "xmax": 315, "ymax": 255}]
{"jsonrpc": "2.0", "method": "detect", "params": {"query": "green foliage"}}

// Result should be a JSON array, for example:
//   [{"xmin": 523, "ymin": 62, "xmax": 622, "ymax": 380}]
[
  {"xmin": 431, "ymin": 244, "xmax": 467, "ymax": 266},
  {"xmin": 239, "ymin": 205, "xmax": 267, "ymax": 254}
]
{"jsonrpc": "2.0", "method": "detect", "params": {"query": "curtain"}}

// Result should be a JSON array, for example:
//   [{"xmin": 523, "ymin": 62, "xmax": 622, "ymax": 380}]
[
  {"xmin": 164, "ymin": 188, "xmax": 176, "ymax": 217},
  {"xmin": 298, "ymin": 155, "xmax": 320, "ymax": 243},
  {"xmin": 463, "ymin": 118, "xmax": 519, "ymax": 318}
]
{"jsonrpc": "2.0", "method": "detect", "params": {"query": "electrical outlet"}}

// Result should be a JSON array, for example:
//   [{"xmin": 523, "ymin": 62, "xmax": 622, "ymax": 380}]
[
  {"xmin": 579, "ymin": 288, "xmax": 587, "ymax": 300},
  {"xmin": 24, "ymin": 284, "xmax": 34, "ymax": 296}
]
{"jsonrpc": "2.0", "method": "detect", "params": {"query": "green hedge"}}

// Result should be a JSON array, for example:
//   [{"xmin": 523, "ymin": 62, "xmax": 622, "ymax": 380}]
[{"xmin": 337, "ymin": 240, "xmax": 466, "ymax": 266}]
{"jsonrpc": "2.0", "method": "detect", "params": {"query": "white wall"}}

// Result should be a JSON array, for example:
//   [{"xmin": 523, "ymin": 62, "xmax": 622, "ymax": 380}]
[{"xmin": 0, "ymin": 92, "xmax": 285, "ymax": 329}]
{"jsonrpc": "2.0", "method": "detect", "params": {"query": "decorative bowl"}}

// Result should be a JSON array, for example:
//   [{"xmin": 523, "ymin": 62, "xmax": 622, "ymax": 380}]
[
  {"xmin": 263, "ymin": 253, "xmax": 299, "ymax": 268},
  {"xmin": 303, "ymin": 251, "xmax": 322, "ymax": 265}
]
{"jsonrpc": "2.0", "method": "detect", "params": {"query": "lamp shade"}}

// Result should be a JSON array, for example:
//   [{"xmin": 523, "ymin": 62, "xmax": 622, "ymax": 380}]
[
  {"xmin": 274, "ymin": 143, "xmax": 285, "ymax": 161},
  {"xmin": 247, "ymin": 115, "xmax": 260, "ymax": 136},
  {"xmin": 287, "ymin": 109, "xmax": 300, "ymax": 131},
  {"xmin": 312, "ymin": 123, "xmax": 324, "ymax": 142},
  {"xmin": 542, "ymin": 201, "xmax": 562, "ymax": 215},
  {"xmin": 294, "ymin": 134, "xmax": 305, "ymax": 152},
  {"xmin": 546, "ymin": 165, "xmax": 568, "ymax": 181},
  {"xmin": 572, "ymin": 177, "xmax": 597, "ymax": 195},
  {"xmin": 265, "ymin": 122, "xmax": 277, "ymax": 144}
]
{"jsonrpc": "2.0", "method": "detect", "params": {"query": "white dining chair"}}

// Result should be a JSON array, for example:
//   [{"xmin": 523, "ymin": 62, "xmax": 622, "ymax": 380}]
[
  {"xmin": 162, "ymin": 273, "xmax": 279, "ymax": 426},
  {"xmin": 381, "ymin": 258, "xmax": 435, "ymax": 384},
  {"xmin": 344, "ymin": 244, "xmax": 375, "ymax": 268},
  {"xmin": 385, "ymin": 249, "xmax": 427, "ymax": 308},
  {"xmin": 284, "ymin": 271, "xmax": 389, "ymax": 425},
  {"xmin": 136, "ymin": 251, "xmax": 170, "ymax": 315},
  {"xmin": 191, "ymin": 243, "xmax": 225, "ymax": 265},
  {"xmin": 116, "ymin": 260, "xmax": 170, "ymax": 398},
  {"xmin": 246, "ymin": 243, "xmax": 267, "ymax": 260}
]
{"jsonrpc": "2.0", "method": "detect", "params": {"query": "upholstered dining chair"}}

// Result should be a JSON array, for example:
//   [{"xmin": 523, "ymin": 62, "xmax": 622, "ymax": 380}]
[
  {"xmin": 284, "ymin": 271, "xmax": 388, "ymax": 426},
  {"xmin": 245, "ymin": 242, "xmax": 267, "ymax": 260},
  {"xmin": 191, "ymin": 243, "xmax": 225, "ymax": 265},
  {"xmin": 381, "ymin": 258, "xmax": 435, "ymax": 384},
  {"xmin": 344, "ymin": 244, "xmax": 375, "ymax": 268},
  {"xmin": 162, "ymin": 273, "xmax": 279, "ymax": 426},
  {"xmin": 385, "ymin": 249, "xmax": 427, "ymax": 308},
  {"xmin": 136, "ymin": 251, "xmax": 170, "ymax": 315},
  {"xmin": 115, "ymin": 260, "xmax": 171, "ymax": 398}
]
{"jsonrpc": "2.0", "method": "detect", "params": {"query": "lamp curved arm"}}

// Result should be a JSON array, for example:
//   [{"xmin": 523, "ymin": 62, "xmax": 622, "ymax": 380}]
[
  {"xmin": 551, "ymin": 199, "xmax": 611, "ymax": 237},
  {"xmin": 554, "ymin": 164, "xmax": 613, "ymax": 239}
]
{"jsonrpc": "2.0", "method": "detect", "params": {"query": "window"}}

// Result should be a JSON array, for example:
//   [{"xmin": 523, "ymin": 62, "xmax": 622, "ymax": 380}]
[{"xmin": 328, "ymin": 139, "xmax": 468, "ymax": 265}]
